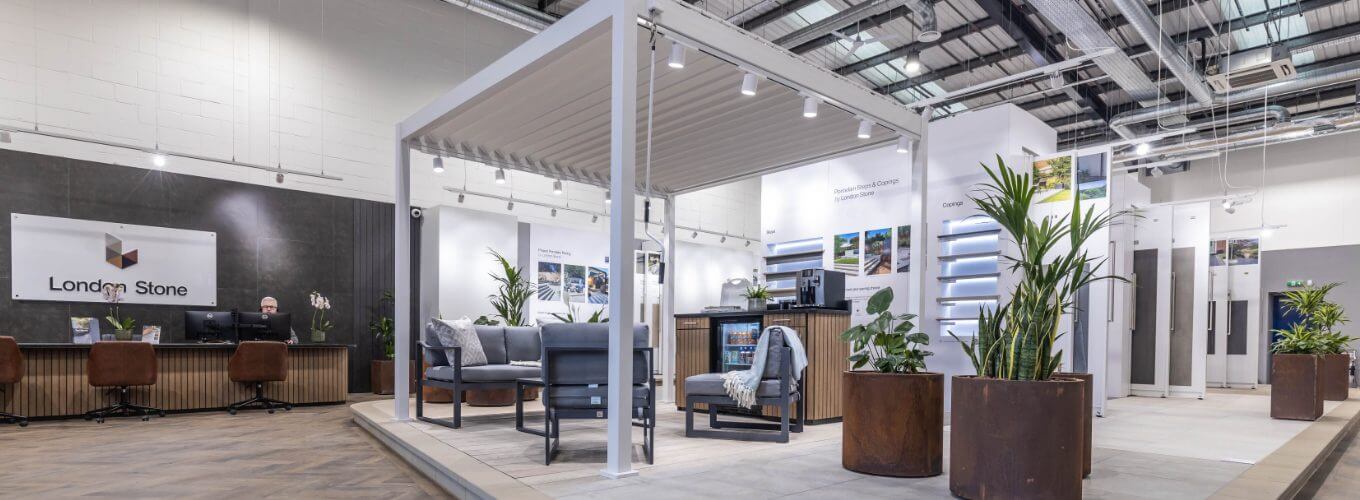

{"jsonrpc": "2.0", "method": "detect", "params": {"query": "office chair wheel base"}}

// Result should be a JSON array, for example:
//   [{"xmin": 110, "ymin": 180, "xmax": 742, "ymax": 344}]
[
  {"xmin": 83, "ymin": 414, "xmax": 93, "ymax": 421},
  {"xmin": 96, "ymin": 418, "xmax": 105, "ymax": 424},
  {"xmin": 285, "ymin": 405, "xmax": 293, "ymax": 411},
  {"xmin": 158, "ymin": 411, "xmax": 166, "ymax": 417},
  {"xmin": 228, "ymin": 408, "xmax": 237, "ymax": 415},
  {"xmin": 267, "ymin": 409, "xmax": 275, "ymax": 414},
  {"xmin": 141, "ymin": 416, "xmax": 149, "ymax": 422}
]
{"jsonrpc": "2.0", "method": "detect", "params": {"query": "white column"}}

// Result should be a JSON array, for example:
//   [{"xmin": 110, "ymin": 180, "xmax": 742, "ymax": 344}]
[
  {"xmin": 393, "ymin": 134, "xmax": 412, "ymax": 421},
  {"xmin": 602, "ymin": 0, "xmax": 639, "ymax": 480},
  {"xmin": 661, "ymin": 195, "xmax": 677, "ymax": 403},
  {"xmin": 907, "ymin": 114, "xmax": 929, "ymax": 320}
]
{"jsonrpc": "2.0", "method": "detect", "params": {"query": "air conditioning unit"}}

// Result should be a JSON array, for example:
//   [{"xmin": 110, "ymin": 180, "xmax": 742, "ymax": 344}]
[{"xmin": 1206, "ymin": 45, "xmax": 1295, "ymax": 93}]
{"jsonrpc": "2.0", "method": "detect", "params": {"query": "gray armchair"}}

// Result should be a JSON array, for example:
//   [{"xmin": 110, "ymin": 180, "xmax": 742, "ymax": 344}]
[
  {"xmin": 684, "ymin": 327, "xmax": 804, "ymax": 442},
  {"xmin": 417, "ymin": 324, "xmax": 541, "ymax": 429}
]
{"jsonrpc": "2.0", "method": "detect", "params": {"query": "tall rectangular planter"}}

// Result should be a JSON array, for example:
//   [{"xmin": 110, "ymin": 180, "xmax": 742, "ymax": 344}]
[
  {"xmin": 1271, "ymin": 354, "xmax": 1324, "ymax": 421},
  {"xmin": 1053, "ymin": 372, "xmax": 1093, "ymax": 478},
  {"xmin": 1322, "ymin": 354, "xmax": 1350, "ymax": 401}
]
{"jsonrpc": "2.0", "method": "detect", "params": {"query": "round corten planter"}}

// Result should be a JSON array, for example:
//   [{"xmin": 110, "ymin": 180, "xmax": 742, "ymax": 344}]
[
  {"xmin": 1052, "ymin": 372, "xmax": 1093, "ymax": 478},
  {"xmin": 950, "ymin": 376, "xmax": 1084, "ymax": 500},
  {"xmin": 842, "ymin": 371, "xmax": 943, "ymax": 477},
  {"xmin": 1272, "ymin": 354, "xmax": 1324, "ymax": 420},
  {"xmin": 1321, "ymin": 354, "xmax": 1350, "ymax": 401}
]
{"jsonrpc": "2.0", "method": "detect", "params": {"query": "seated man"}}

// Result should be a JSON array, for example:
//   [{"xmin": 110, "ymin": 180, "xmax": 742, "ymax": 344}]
[{"xmin": 260, "ymin": 296, "xmax": 299, "ymax": 344}]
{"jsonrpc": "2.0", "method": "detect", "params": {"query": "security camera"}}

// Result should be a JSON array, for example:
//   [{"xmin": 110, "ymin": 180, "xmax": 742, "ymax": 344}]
[{"xmin": 410, "ymin": 207, "xmax": 424, "ymax": 219}]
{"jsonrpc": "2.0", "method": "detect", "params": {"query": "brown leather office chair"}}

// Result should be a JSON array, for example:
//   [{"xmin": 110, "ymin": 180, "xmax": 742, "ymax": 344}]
[
  {"xmin": 85, "ymin": 341, "xmax": 163, "ymax": 423},
  {"xmin": 228, "ymin": 341, "xmax": 292, "ymax": 414},
  {"xmin": 0, "ymin": 336, "xmax": 27, "ymax": 427}
]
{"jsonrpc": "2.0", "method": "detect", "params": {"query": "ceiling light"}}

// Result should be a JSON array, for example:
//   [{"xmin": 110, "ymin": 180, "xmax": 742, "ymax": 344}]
[
  {"xmin": 591, "ymin": 215, "xmax": 599, "ymax": 223},
  {"xmin": 904, "ymin": 52, "xmax": 921, "ymax": 73},
  {"xmin": 691, "ymin": 231, "xmax": 698, "ymax": 239},
  {"xmin": 1134, "ymin": 142, "xmax": 1151, "ymax": 156},
  {"xmin": 432, "ymin": 156, "xmax": 445, "ymax": 174},
  {"xmin": 803, "ymin": 97, "xmax": 818, "ymax": 118},
  {"xmin": 668, "ymin": 43, "xmax": 686, "ymax": 69},
  {"xmin": 1260, "ymin": 227, "xmax": 1274, "ymax": 238},
  {"xmin": 457, "ymin": 193, "xmax": 465, "ymax": 203},
  {"xmin": 740, "ymin": 73, "xmax": 758, "ymax": 96},
  {"xmin": 276, "ymin": 172, "xmax": 284, "ymax": 184},
  {"xmin": 507, "ymin": 200, "xmax": 514, "ymax": 210},
  {"xmin": 551, "ymin": 208, "xmax": 557, "ymax": 217},
  {"xmin": 917, "ymin": 29, "xmax": 941, "ymax": 43},
  {"xmin": 605, "ymin": 190, "xmax": 611, "ymax": 204},
  {"xmin": 896, "ymin": 136, "xmax": 910, "ymax": 154},
  {"xmin": 553, "ymin": 179, "xmax": 562, "ymax": 195},
  {"xmin": 495, "ymin": 168, "xmax": 506, "ymax": 184},
  {"xmin": 721, "ymin": 236, "xmax": 727, "ymax": 243},
  {"xmin": 151, "ymin": 152, "xmax": 167, "ymax": 167},
  {"xmin": 857, "ymin": 119, "xmax": 873, "ymax": 139}
]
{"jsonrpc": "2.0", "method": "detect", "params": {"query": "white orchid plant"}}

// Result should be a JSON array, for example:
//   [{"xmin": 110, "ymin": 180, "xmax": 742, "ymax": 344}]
[
  {"xmin": 309, "ymin": 291, "xmax": 333, "ymax": 335},
  {"xmin": 102, "ymin": 284, "xmax": 135, "ymax": 332}
]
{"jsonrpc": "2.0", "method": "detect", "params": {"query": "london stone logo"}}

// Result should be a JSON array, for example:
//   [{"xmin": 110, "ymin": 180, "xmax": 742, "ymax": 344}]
[{"xmin": 104, "ymin": 233, "xmax": 138, "ymax": 269}]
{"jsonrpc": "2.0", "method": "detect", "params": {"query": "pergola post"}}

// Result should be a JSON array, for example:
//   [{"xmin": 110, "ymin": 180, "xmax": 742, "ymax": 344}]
[
  {"xmin": 602, "ymin": 0, "xmax": 640, "ymax": 480},
  {"xmin": 661, "ymin": 195, "xmax": 677, "ymax": 403},
  {"xmin": 908, "ymin": 111, "xmax": 929, "ymax": 320},
  {"xmin": 393, "ymin": 135, "xmax": 412, "ymax": 421}
]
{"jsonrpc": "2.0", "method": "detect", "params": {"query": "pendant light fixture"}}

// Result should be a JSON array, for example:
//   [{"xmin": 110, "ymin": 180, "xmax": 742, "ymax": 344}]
[
  {"xmin": 1134, "ymin": 142, "xmax": 1151, "ymax": 156},
  {"xmin": 904, "ymin": 51, "xmax": 922, "ymax": 73},
  {"xmin": 740, "ymin": 73, "xmax": 758, "ymax": 96},
  {"xmin": 668, "ymin": 43, "xmax": 686, "ymax": 69},
  {"xmin": 151, "ymin": 152, "xmax": 167, "ymax": 168},
  {"xmin": 432, "ymin": 156, "xmax": 445, "ymax": 174},
  {"xmin": 857, "ymin": 119, "xmax": 874, "ymax": 139},
  {"xmin": 553, "ymin": 179, "xmax": 563, "ymax": 195},
  {"xmin": 803, "ymin": 96, "xmax": 818, "ymax": 118},
  {"xmin": 495, "ymin": 167, "xmax": 506, "ymax": 184}
]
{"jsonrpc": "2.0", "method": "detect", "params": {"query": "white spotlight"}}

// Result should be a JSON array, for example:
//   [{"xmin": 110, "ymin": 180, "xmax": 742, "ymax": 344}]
[
  {"xmin": 1149, "ymin": 166, "xmax": 1164, "ymax": 178},
  {"xmin": 668, "ymin": 43, "xmax": 686, "ymax": 69},
  {"xmin": 432, "ymin": 156, "xmax": 445, "ymax": 174},
  {"xmin": 740, "ymin": 73, "xmax": 758, "ymax": 96},
  {"xmin": 904, "ymin": 52, "xmax": 922, "ymax": 73},
  {"xmin": 605, "ymin": 190, "xmax": 611, "ymax": 204},
  {"xmin": 896, "ymin": 135, "xmax": 910, "ymax": 154},
  {"xmin": 1134, "ymin": 142, "xmax": 1151, "ymax": 156},
  {"xmin": 1261, "ymin": 227, "xmax": 1274, "ymax": 238},
  {"xmin": 507, "ymin": 200, "xmax": 514, "ymax": 210},
  {"xmin": 857, "ymin": 119, "xmax": 874, "ymax": 139},
  {"xmin": 457, "ymin": 193, "xmax": 465, "ymax": 203},
  {"xmin": 803, "ymin": 97, "xmax": 818, "ymax": 118},
  {"xmin": 151, "ymin": 152, "xmax": 167, "ymax": 168},
  {"xmin": 553, "ymin": 179, "xmax": 562, "ymax": 195},
  {"xmin": 495, "ymin": 168, "xmax": 506, "ymax": 184},
  {"xmin": 551, "ymin": 208, "xmax": 558, "ymax": 217}
]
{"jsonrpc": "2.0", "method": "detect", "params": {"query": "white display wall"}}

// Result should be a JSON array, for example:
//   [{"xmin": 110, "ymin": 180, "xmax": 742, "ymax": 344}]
[
  {"xmin": 762, "ymin": 146, "xmax": 914, "ymax": 324},
  {"xmin": 1130, "ymin": 202, "xmax": 1211, "ymax": 399}
]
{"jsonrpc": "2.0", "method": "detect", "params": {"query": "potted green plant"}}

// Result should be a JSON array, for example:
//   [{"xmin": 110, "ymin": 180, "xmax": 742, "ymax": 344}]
[
  {"xmin": 839, "ymin": 287, "xmax": 941, "ymax": 477},
  {"xmin": 1276, "ymin": 283, "xmax": 1353, "ymax": 405},
  {"xmin": 369, "ymin": 291, "xmax": 406, "ymax": 395},
  {"xmin": 101, "ymin": 284, "xmax": 136, "ymax": 341},
  {"xmin": 947, "ymin": 157, "xmax": 1120, "ymax": 499},
  {"xmin": 309, "ymin": 291, "xmax": 333, "ymax": 342},
  {"xmin": 488, "ymin": 249, "xmax": 531, "ymax": 326},
  {"xmin": 742, "ymin": 284, "xmax": 770, "ymax": 311}
]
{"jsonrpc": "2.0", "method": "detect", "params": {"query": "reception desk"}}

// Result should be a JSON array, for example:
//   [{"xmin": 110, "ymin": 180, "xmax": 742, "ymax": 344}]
[{"xmin": 1, "ymin": 343, "xmax": 349, "ymax": 419}]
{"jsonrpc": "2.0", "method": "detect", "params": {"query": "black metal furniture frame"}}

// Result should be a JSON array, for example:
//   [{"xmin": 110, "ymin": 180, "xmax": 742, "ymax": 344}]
[
  {"xmin": 416, "ymin": 342, "xmax": 523, "ymax": 429},
  {"xmin": 685, "ymin": 345, "xmax": 805, "ymax": 443},
  {"xmin": 0, "ymin": 388, "xmax": 24, "ymax": 427},
  {"xmin": 83, "ymin": 387, "xmax": 165, "ymax": 423},
  {"xmin": 228, "ymin": 382, "xmax": 294, "ymax": 414},
  {"xmin": 516, "ymin": 347, "xmax": 655, "ymax": 466}
]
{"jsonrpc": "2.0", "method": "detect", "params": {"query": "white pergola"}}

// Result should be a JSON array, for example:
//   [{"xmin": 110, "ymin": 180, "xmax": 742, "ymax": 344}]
[{"xmin": 392, "ymin": 0, "xmax": 927, "ymax": 479}]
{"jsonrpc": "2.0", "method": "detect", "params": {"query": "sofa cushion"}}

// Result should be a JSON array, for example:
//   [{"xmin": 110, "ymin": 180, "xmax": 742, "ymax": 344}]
[
  {"xmin": 547, "ymin": 384, "xmax": 651, "ymax": 408},
  {"xmin": 425, "ymin": 364, "xmax": 540, "ymax": 383},
  {"xmin": 504, "ymin": 326, "xmax": 541, "ymax": 362},
  {"xmin": 422, "ymin": 322, "xmax": 449, "ymax": 367},
  {"xmin": 474, "ymin": 325, "xmax": 508, "ymax": 365},
  {"xmin": 431, "ymin": 318, "xmax": 488, "ymax": 367},
  {"xmin": 684, "ymin": 373, "xmax": 792, "ymax": 398}
]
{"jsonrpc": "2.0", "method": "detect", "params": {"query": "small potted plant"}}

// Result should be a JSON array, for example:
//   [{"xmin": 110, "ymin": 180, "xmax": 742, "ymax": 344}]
[
  {"xmin": 742, "ymin": 284, "xmax": 770, "ymax": 311},
  {"xmin": 1270, "ymin": 324, "xmax": 1327, "ymax": 420},
  {"xmin": 369, "ymin": 291, "xmax": 400, "ymax": 395},
  {"xmin": 102, "ymin": 284, "xmax": 136, "ymax": 341},
  {"xmin": 309, "ymin": 291, "xmax": 333, "ymax": 342},
  {"xmin": 840, "ymin": 287, "xmax": 941, "ymax": 477}
]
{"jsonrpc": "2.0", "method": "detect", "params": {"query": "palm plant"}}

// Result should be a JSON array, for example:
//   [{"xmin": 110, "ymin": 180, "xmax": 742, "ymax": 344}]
[
  {"xmin": 950, "ymin": 156, "xmax": 1122, "ymax": 381},
  {"xmin": 488, "ymin": 249, "xmax": 532, "ymax": 326}
]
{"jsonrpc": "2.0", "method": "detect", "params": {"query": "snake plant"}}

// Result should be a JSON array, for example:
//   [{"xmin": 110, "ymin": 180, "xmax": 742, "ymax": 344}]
[{"xmin": 950, "ymin": 156, "xmax": 1123, "ymax": 381}]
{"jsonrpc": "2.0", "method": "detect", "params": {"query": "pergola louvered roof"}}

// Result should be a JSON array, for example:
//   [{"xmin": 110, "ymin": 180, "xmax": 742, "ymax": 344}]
[{"xmin": 399, "ymin": 0, "xmax": 925, "ymax": 195}]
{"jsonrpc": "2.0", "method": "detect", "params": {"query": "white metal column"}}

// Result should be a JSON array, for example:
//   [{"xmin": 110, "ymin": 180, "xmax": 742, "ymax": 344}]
[
  {"xmin": 907, "ymin": 112, "xmax": 929, "ymax": 319},
  {"xmin": 603, "ymin": 0, "xmax": 639, "ymax": 480},
  {"xmin": 661, "ymin": 195, "xmax": 677, "ymax": 403},
  {"xmin": 393, "ymin": 135, "xmax": 412, "ymax": 421}
]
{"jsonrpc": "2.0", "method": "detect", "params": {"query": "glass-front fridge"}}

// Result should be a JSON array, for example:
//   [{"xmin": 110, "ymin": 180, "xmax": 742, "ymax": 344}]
[{"xmin": 711, "ymin": 316, "xmax": 763, "ymax": 373}]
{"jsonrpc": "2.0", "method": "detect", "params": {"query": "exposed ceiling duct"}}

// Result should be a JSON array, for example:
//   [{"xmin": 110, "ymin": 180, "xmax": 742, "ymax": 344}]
[
  {"xmin": 1110, "ymin": 60, "xmax": 1360, "ymax": 139},
  {"xmin": 445, "ymin": 0, "xmax": 555, "ymax": 33},
  {"xmin": 771, "ymin": 0, "xmax": 937, "ymax": 49},
  {"xmin": 1027, "ymin": 0, "xmax": 1164, "ymax": 107},
  {"xmin": 1109, "ymin": 0, "xmax": 1217, "ymax": 106}
]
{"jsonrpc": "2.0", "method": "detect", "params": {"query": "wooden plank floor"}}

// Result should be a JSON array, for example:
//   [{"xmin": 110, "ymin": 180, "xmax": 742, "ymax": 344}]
[{"xmin": 0, "ymin": 395, "xmax": 447, "ymax": 499}]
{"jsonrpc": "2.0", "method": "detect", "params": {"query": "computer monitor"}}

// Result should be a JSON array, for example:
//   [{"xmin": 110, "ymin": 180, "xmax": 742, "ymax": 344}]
[
  {"xmin": 185, "ymin": 311, "xmax": 235, "ymax": 342},
  {"xmin": 236, "ymin": 312, "xmax": 291, "ymax": 342}
]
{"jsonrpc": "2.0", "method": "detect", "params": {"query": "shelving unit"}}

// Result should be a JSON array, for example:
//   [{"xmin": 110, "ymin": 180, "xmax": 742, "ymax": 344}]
[
  {"xmin": 763, "ymin": 237, "xmax": 824, "ymax": 302},
  {"xmin": 936, "ymin": 216, "xmax": 1002, "ymax": 340}
]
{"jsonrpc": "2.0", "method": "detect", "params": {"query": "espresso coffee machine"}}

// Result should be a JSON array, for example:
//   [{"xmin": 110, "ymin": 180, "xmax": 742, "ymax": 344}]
[{"xmin": 795, "ymin": 269, "xmax": 846, "ymax": 309}]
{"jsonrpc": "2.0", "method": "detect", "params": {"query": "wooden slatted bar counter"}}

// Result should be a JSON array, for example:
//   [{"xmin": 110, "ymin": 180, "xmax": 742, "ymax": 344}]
[
  {"xmin": 1, "ymin": 344, "xmax": 350, "ymax": 419},
  {"xmin": 674, "ymin": 309, "xmax": 851, "ymax": 423}
]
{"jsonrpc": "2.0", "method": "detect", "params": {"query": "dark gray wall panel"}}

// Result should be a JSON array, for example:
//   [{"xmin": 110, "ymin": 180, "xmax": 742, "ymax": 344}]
[
  {"xmin": 1169, "ymin": 247, "xmax": 1194, "ymax": 387},
  {"xmin": 1132, "ymin": 249, "xmax": 1158, "ymax": 385},
  {"xmin": 0, "ymin": 149, "xmax": 397, "ymax": 392},
  {"xmin": 1259, "ymin": 245, "xmax": 1360, "ymax": 382},
  {"xmin": 1229, "ymin": 300, "xmax": 1248, "ymax": 355}
]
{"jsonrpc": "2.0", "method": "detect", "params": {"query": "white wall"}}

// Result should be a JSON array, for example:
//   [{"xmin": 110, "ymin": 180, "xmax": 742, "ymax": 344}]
[
  {"xmin": 1144, "ymin": 131, "xmax": 1360, "ymax": 249},
  {"xmin": 673, "ymin": 240, "xmax": 760, "ymax": 315},
  {"xmin": 420, "ymin": 205, "xmax": 518, "ymax": 324}
]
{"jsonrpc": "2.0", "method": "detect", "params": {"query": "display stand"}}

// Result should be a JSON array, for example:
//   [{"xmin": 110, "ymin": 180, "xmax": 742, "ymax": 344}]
[{"xmin": 1129, "ymin": 202, "xmax": 1211, "ymax": 399}]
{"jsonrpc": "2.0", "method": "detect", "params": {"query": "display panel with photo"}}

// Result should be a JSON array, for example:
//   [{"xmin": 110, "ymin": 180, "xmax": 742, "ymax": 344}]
[
  {"xmin": 1210, "ymin": 240, "xmax": 1229, "ymax": 267},
  {"xmin": 564, "ymin": 264, "xmax": 587, "ymax": 303},
  {"xmin": 1033, "ymin": 155, "xmax": 1074, "ymax": 204},
  {"xmin": 587, "ymin": 267, "xmax": 609, "ymax": 304},
  {"xmin": 141, "ymin": 325, "xmax": 162, "ymax": 344},
  {"xmin": 864, "ymin": 228, "xmax": 892, "ymax": 276},
  {"xmin": 1229, "ymin": 238, "xmax": 1260, "ymax": 265},
  {"xmin": 833, "ymin": 232, "xmax": 861, "ymax": 276},
  {"xmin": 1076, "ymin": 152, "xmax": 1107, "ymax": 200},
  {"xmin": 537, "ymin": 262, "xmax": 563, "ymax": 301},
  {"xmin": 896, "ymin": 225, "xmax": 911, "ymax": 273}
]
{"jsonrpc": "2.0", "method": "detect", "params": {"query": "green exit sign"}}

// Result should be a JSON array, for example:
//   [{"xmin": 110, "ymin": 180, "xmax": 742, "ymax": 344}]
[{"xmin": 1286, "ymin": 280, "xmax": 1311, "ymax": 288}]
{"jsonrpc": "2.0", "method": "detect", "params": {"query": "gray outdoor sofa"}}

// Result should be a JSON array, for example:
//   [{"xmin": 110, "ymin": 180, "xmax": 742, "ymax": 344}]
[{"xmin": 416, "ymin": 324, "xmax": 542, "ymax": 429}]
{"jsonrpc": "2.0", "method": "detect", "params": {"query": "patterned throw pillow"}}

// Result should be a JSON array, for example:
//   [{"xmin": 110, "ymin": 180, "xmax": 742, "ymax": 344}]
[{"xmin": 431, "ymin": 317, "xmax": 487, "ymax": 367}]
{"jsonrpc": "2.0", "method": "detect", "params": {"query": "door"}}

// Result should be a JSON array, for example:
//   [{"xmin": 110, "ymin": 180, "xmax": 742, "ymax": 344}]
[
  {"xmin": 1131, "ymin": 249, "xmax": 1159, "ymax": 386},
  {"xmin": 1266, "ymin": 293, "xmax": 1306, "ymax": 383}
]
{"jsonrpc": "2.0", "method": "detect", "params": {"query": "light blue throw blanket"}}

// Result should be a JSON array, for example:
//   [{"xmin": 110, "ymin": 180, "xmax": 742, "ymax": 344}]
[{"xmin": 722, "ymin": 326, "xmax": 808, "ymax": 408}]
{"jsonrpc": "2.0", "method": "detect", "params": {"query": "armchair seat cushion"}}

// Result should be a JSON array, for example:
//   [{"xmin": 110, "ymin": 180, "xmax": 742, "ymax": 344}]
[
  {"xmin": 548, "ymin": 384, "xmax": 651, "ymax": 408},
  {"xmin": 426, "ymin": 364, "xmax": 539, "ymax": 383},
  {"xmin": 684, "ymin": 373, "xmax": 791, "ymax": 398}
]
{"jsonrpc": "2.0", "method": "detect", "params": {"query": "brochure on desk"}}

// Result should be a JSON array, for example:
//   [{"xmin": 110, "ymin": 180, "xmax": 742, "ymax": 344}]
[{"xmin": 71, "ymin": 317, "xmax": 99, "ymax": 344}]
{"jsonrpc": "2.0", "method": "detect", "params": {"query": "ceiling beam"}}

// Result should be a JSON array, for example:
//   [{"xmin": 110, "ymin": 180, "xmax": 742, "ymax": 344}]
[
  {"xmin": 738, "ymin": 0, "xmax": 822, "ymax": 32},
  {"xmin": 790, "ymin": 0, "xmax": 953, "ymax": 55},
  {"xmin": 832, "ymin": 17, "xmax": 1000, "ymax": 74}
]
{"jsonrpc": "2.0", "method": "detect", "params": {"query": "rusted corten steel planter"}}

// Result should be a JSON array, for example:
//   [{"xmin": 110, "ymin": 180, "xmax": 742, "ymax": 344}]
[
  {"xmin": 1271, "ymin": 354, "xmax": 1324, "ymax": 421},
  {"xmin": 841, "ymin": 371, "xmax": 943, "ymax": 477},
  {"xmin": 950, "ymin": 375, "xmax": 1084, "ymax": 500},
  {"xmin": 1053, "ymin": 372, "xmax": 1093, "ymax": 478},
  {"xmin": 1321, "ymin": 354, "xmax": 1350, "ymax": 401}
]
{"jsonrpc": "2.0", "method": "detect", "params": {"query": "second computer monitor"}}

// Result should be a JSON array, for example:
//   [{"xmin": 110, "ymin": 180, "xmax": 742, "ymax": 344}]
[{"xmin": 236, "ymin": 312, "xmax": 291, "ymax": 342}]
